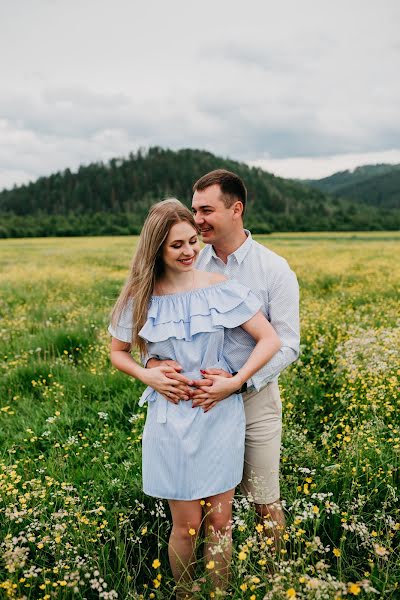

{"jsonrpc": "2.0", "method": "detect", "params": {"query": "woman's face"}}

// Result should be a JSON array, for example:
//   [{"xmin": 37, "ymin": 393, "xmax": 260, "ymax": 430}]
[{"xmin": 161, "ymin": 221, "xmax": 200, "ymax": 274}]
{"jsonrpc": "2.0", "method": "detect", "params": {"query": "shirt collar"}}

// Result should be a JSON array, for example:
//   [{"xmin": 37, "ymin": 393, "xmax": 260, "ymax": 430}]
[{"xmin": 208, "ymin": 229, "xmax": 253, "ymax": 265}]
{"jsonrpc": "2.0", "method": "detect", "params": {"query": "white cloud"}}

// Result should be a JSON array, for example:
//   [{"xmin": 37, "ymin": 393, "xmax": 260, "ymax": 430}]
[
  {"xmin": 0, "ymin": 0, "xmax": 399, "ymax": 189},
  {"xmin": 250, "ymin": 150, "xmax": 400, "ymax": 180}
]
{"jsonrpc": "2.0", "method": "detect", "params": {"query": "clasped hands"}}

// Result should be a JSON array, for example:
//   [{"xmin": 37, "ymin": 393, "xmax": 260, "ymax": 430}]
[{"xmin": 144, "ymin": 358, "xmax": 243, "ymax": 412}]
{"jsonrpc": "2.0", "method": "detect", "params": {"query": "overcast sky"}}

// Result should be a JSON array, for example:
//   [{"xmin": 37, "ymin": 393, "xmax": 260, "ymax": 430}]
[{"xmin": 1, "ymin": 0, "xmax": 399, "ymax": 190}]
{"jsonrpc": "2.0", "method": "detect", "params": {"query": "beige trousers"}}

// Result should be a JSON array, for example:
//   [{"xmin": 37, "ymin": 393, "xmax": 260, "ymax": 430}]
[{"xmin": 240, "ymin": 381, "xmax": 282, "ymax": 505}]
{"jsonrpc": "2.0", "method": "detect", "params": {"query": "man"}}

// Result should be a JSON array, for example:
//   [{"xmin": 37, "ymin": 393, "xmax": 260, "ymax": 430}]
[{"xmin": 147, "ymin": 169, "xmax": 300, "ymax": 539}]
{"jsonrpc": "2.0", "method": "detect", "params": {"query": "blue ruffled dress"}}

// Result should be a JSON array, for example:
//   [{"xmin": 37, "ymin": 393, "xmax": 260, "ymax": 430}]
[{"xmin": 108, "ymin": 280, "xmax": 261, "ymax": 501}]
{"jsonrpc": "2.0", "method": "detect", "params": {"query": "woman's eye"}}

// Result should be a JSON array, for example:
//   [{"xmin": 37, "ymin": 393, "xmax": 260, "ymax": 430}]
[{"xmin": 190, "ymin": 239, "xmax": 198, "ymax": 244}]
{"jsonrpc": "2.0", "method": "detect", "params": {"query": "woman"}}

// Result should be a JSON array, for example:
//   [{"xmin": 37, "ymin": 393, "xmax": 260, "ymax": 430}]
[{"xmin": 109, "ymin": 199, "xmax": 281, "ymax": 598}]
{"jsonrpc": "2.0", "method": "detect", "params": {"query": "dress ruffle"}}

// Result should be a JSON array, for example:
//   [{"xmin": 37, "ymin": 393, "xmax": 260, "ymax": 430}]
[
  {"xmin": 139, "ymin": 281, "xmax": 261, "ymax": 343},
  {"xmin": 108, "ymin": 299, "xmax": 134, "ymax": 342}
]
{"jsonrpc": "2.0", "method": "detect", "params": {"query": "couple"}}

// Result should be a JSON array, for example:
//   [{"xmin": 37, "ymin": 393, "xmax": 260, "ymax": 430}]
[{"xmin": 109, "ymin": 169, "xmax": 300, "ymax": 597}]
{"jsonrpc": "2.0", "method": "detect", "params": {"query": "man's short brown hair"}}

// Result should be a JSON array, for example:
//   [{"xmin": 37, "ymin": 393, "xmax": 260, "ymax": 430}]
[{"xmin": 193, "ymin": 169, "xmax": 247, "ymax": 214}]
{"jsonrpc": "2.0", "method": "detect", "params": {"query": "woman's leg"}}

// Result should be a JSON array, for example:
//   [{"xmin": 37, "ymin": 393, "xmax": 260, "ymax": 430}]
[
  {"xmin": 168, "ymin": 499, "xmax": 203, "ymax": 599},
  {"xmin": 203, "ymin": 488, "xmax": 235, "ymax": 592}
]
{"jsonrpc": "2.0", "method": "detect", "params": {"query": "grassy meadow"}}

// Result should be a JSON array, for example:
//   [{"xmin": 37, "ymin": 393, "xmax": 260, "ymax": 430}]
[{"xmin": 0, "ymin": 232, "xmax": 399, "ymax": 599}]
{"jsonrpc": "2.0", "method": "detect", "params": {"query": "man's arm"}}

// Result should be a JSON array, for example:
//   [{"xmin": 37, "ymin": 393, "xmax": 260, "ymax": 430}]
[
  {"xmin": 191, "ymin": 262, "xmax": 299, "ymax": 395},
  {"xmin": 249, "ymin": 264, "xmax": 299, "ymax": 388}
]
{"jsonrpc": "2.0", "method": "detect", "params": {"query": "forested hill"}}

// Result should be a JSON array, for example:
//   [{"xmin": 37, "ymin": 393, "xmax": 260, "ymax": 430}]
[
  {"xmin": 1, "ymin": 147, "xmax": 399, "ymax": 238},
  {"xmin": 304, "ymin": 163, "xmax": 400, "ymax": 209}
]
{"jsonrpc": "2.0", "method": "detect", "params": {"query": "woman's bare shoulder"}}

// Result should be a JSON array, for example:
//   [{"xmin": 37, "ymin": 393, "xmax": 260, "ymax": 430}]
[
  {"xmin": 208, "ymin": 272, "xmax": 227, "ymax": 284},
  {"xmin": 194, "ymin": 270, "xmax": 227, "ymax": 286}
]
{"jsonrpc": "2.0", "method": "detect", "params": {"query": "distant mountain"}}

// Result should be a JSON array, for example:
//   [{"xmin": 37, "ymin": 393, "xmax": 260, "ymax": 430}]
[
  {"xmin": 304, "ymin": 163, "xmax": 400, "ymax": 209},
  {"xmin": 1, "ymin": 148, "xmax": 399, "ymax": 237}
]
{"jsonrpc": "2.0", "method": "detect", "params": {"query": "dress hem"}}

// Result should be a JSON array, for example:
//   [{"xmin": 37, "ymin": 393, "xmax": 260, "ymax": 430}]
[{"xmin": 143, "ymin": 479, "xmax": 242, "ymax": 501}]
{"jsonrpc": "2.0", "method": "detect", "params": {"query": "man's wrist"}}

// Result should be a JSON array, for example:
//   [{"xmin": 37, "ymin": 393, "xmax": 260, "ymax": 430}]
[{"xmin": 231, "ymin": 372, "xmax": 248, "ymax": 394}]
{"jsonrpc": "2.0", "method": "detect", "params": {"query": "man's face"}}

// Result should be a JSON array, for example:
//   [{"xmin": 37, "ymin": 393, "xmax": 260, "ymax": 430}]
[{"xmin": 192, "ymin": 184, "xmax": 237, "ymax": 245}]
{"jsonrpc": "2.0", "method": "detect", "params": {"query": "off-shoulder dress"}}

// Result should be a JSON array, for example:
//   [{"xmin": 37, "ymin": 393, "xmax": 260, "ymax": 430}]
[{"xmin": 108, "ymin": 280, "xmax": 261, "ymax": 501}]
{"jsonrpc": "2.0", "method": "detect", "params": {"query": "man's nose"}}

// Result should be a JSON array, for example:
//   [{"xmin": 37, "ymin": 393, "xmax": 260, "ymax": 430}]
[{"xmin": 193, "ymin": 212, "xmax": 203, "ymax": 225}]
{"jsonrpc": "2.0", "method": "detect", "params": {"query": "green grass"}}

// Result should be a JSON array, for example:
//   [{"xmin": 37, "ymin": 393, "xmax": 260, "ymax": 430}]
[{"xmin": 0, "ymin": 234, "xmax": 399, "ymax": 599}]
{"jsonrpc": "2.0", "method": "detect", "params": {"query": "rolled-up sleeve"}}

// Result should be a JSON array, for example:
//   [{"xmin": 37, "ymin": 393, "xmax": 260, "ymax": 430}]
[{"xmin": 249, "ymin": 265, "xmax": 300, "ymax": 390}]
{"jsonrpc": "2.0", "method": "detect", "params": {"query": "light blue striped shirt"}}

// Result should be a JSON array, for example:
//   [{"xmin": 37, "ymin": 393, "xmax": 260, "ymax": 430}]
[{"xmin": 195, "ymin": 230, "xmax": 300, "ymax": 390}]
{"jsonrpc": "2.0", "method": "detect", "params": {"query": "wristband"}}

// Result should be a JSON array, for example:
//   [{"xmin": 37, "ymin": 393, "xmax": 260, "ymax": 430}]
[{"xmin": 232, "ymin": 372, "xmax": 248, "ymax": 394}]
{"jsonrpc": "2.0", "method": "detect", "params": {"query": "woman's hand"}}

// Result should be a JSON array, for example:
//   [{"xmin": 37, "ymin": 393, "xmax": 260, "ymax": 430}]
[
  {"xmin": 191, "ymin": 373, "xmax": 241, "ymax": 412},
  {"xmin": 142, "ymin": 366, "xmax": 193, "ymax": 404}
]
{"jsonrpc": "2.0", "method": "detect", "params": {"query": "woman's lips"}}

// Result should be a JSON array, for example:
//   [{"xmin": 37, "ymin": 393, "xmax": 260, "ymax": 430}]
[{"xmin": 178, "ymin": 256, "xmax": 195, "ymax": 264}]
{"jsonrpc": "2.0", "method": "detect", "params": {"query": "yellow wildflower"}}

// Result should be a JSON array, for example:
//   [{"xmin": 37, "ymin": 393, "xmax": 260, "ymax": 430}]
[
  {"xmin": 152, "ymin": 559, "xmax": 161, "ymax": 569},
  {"xmin": 348, "ymin": 583, "xmax": 361, "ymax": 595}
]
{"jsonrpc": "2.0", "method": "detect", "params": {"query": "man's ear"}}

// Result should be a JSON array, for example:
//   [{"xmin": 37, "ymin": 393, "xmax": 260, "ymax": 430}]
[{"xmin": 232, "ymin": 200, "xmax": 244, "ymax": 218}]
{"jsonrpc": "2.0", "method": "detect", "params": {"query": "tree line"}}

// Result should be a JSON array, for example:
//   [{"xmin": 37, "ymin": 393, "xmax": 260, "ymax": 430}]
[{"xmin": 1, "ymin": 147, "xmax": 399, "ymax": 238}]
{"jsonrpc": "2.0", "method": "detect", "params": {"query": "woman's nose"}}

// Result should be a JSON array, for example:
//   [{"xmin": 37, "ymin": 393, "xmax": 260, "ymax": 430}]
[{"xmin": 181, "ymin": 244, "xmax": 192, "ymax": 255}]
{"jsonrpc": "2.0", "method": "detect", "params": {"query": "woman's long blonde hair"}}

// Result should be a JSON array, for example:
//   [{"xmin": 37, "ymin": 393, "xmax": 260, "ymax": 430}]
[{"xmin": 111, "ymin": 198, "xmax": 198, "ymax": 354}]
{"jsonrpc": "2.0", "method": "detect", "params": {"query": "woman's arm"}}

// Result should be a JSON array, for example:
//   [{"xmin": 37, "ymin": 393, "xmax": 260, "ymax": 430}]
[
  {"xmin": 192, "ymin": 311, "xmax": 282, "ymax": 411},
  {"xmin": 110, "ymin": 338, "xmax": 193, "ymax": 404},
  {"xmin": 232, "ymin": 311, "xmax": 282, "ymax": 388}
]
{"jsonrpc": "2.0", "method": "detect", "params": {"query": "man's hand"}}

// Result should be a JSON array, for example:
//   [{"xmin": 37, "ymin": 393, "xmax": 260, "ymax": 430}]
[
  {"xmin": 144, "ymin": 359, "xmax": 193, "ymax": 403},
  {"xmin": 146, "ymin": 358, "xmax": 183, "ymax": 372},
  {"xmin": 191, "ymin": 368, "xmax": 237, "ymax": 412}
]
